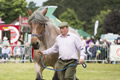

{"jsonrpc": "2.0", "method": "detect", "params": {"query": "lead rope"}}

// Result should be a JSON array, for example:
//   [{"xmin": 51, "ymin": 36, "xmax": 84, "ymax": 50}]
[{"xmin": 40, "ymin": 55, "xmax": 87, "ymax": 71}]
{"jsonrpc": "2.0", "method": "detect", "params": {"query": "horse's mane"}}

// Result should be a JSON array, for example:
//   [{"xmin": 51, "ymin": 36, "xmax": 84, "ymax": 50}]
[{"xmin": 42, "ymin": 22, "xmax": 60, "ymax": 49}]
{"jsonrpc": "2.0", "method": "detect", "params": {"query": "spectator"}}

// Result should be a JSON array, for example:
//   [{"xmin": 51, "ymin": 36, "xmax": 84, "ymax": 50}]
[
  {"xmin": 0, "ymin": 39, "xmax": 2, "ymax": 58},
  {"xmin": 113, "ymin": 39, "xmax": 117, "ymax": 45},
  {"xmin": 2, "ymin": 36, "xmax": 9, "ymax": 47},
  {"xmin": 2, "ymin": 44, "xmax": 11, "ymax": 61},
  {"xmin": 101, "ymin": 38, "xmax": 110, "ymax": 47},
  {"xmin": 13, "ymin": 41, "xmax": 23, "ymax": 61},
  {"xmin": 87, "ymin": 42, "xmax": 97, "ymax": 61},
  {"xmin": 97, "ymin": 44, "xmax": 107, "ymax": 63},
  {"xmin": 23, "ymin": 43, "xmax": 32, "ymax": 63},
  {"xmin": 7, "ymin": 44, "xmax": 12, "ymax": 60},
  {"xmin": 95, "ymin": 39, "xmax": 100, "ymax": 46},
  {"xmin": 116, "ymin": 36, "xmax": 120, "ymax": 45},
  {"xmin": 95, "ymin": 42, "xmax": 101, "ymax": 57},
  {"xmin": 86, "ymin": 36, "xmax": 93, "ymax": 61},
  {"xmin": 18, "ymin": 35, "xmax": 24, "ymax": 45},
  {"xmin": 86, "ymin": 37, "xmax": 92, "ymax": 48},
  {"xmin": 80, "ymin": 36, "xmax": 86, "ymax": 46}
]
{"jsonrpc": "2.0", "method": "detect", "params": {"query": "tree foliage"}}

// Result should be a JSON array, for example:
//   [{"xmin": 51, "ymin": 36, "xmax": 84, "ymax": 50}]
[
  {"xmin": 43, "ymin": 0, "xmax": 120, "ymax": 38},
  {"xmin": 27, "ymin": 1, "xmax": 39, "ymax": 12},
  {"xmin": 90, "ymin": 9, "xmax": 111, "ymax": 38},
  {"xmin": 103, "ymin": 10, "xmax": 120, "ymax": 34},
  {"xmin": 59, "ymin": 8, "xmax": 85, "ymax": 29},
  {"xmin": 44, "ymin": 0, "xmax": 120, "ymax": 22},
  {"xmin": 0, "ymin": 0, "xmax": 27, "ymax": 24}
]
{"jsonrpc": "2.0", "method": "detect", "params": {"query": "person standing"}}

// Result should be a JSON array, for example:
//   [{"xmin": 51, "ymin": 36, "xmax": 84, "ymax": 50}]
[
  {"xmin": 2, "ymin": 44, "xmax": 11, "ymax": 61},
  {"xmin": 86, "ymin": 36, "xmax": 93, "ymax": 61},
  {"xmin": 23, "ymin": 43, "xmax": 32, "ymax": 63},
  {"xmin": 40, "ymin": 22, "xmax": 86, "ymax": 80},
  {"xmin": 2, "ymin": 36, "xmax": 9, "ymax": 47},
  {"xmin": 13, "ymin": 41, "xmax": 23, "ymax": 61}
]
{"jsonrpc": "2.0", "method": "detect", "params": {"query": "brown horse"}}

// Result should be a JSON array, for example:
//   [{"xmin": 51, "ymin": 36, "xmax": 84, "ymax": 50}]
[
  {"xmin": 28, "ymin": 7, "xmax": 79, "ymax": 80},
  {"xmin": 28, "ymin": 7, "xmax": 60, "ymax": 80}
]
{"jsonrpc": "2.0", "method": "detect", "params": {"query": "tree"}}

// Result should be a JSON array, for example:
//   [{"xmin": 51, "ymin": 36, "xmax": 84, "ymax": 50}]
[
  {"xmin": 27, "ymin": 1, "xmax": 39, "ymax": 12},
  {"xmin": 0, "ymin": 0, "xmax": 27, "ymax": 24},
  {"xmin": 103, "ymin": 9, "xmax": 120, "ymax": 34},
  {"xmin": 43, "ymin": 0, "xmax": 120, "ymax": 37},
  {"xmin": 89, "ymin": 9, "xmax": 111, "ymax": 38},
  {"xmin": 59, "ymin": 8, "xmax": 85, "ymax": 29}
]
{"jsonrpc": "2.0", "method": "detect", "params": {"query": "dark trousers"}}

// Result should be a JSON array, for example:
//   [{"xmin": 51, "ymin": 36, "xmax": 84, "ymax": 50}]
[
  {"xmin": 56, "ymin": 59, "xmax": 77, "ymax": 80},
  {"xmin": 2, "ymin": 53, "xmax": 8, "ymax": 59},
  {"xmin": 14, "ymin": 55, "xmax": 22, "ymax": 60}
]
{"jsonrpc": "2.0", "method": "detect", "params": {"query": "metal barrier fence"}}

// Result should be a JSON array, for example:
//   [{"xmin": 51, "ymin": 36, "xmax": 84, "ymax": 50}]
[
  {"xmin": 1, "ymin": 44, "xmax": 119, "ymax": 64},
  {"xmin": 0, "ymin": 44, "xmax": 33, "ymax": 63},
  {"xmin": 84, "ymin": 44, "xmax": 109, "ymax": 63}
]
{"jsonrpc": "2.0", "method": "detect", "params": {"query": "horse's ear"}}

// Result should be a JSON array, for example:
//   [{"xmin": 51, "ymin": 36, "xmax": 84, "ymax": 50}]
[
  {"xmin": 42, "ymin": 8, "xmax": 48, "ymax": 16},
  {"xmin": 27, "ymin": 9, "xmax": 32, "ymax": 16}
]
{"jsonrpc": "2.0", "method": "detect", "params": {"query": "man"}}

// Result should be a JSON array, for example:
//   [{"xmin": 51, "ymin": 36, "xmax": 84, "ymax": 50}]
[{"xmin": 40, "ymin": 22, "xmax": 86, "ymax": 80}]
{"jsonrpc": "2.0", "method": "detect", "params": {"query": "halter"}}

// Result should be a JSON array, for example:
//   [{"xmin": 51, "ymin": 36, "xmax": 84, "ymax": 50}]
[{"xmin": 31, "ymin": 24, "xmax": 46, "ymax": 40}]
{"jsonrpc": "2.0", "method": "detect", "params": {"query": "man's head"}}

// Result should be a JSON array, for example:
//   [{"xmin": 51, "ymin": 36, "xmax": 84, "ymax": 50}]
[{"xmin": 58, "ymin": 22, "xmax": 69, "ymax": 36}]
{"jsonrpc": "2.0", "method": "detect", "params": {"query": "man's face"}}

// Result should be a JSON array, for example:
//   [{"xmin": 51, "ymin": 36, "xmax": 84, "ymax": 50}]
[{"xmin": 60, "ymin": 27, "xmax": 68, "ymax": 36}]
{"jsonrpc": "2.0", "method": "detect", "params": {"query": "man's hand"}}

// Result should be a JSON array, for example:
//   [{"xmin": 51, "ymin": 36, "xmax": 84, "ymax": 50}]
[
  {"xmin": 79, "ymin": 59, "xmax": 84, "ymax": 64},
  {"xmin": 38, "ymin": 51, "xmax": 43, "ymax": 55}
]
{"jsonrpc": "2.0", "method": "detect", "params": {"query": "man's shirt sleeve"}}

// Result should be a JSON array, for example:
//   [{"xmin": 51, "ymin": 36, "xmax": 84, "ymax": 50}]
[
  {"xmin": 42, "ymin": 41, "xmax": 59, "ymax": 54},
  {"xmin": 75, "ymin": 36, "xmax": 87, "ymax": 59}
]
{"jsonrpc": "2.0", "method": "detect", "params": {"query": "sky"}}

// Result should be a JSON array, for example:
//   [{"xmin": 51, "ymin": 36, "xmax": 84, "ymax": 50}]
[{"xmin": 26, "ymin": 0, "xmax": 48, "ymax": 6}]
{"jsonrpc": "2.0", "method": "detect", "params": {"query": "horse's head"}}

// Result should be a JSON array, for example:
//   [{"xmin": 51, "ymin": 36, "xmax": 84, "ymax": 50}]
[{"xmin": 27, "ymin": 7, "xmax": 48, "ymax": 50}]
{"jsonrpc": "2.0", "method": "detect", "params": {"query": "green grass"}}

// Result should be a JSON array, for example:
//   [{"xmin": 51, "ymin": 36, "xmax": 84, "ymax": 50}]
[{"xmin": 0, "ymin": 63, "xmax": 120, "ymax": 80}]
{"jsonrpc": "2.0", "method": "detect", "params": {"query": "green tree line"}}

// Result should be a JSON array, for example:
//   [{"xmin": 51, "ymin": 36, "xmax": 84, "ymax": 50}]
[
  {"xmin": 43, "ymin": 0, "xmax": 120, "ymax": 38},
  {"xmin": 0, "ymin": 0, "xmax": 120, "ymax": 39}
]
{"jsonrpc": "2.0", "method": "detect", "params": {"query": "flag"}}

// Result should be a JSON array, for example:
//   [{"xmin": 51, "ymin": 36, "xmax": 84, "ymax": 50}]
[{"xmin": 94, "ymin": 20, "xmax": 99, "ymax": 36}]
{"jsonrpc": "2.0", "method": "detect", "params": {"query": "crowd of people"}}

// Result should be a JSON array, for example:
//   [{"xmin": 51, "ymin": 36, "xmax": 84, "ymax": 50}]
[
  {"xmin": 81, "ymin": 36, "xmax": 120, "ymax": 63},
  {"xmin": 0, "ymin": 34, "xmax": 120, "ymax": 63},
  {"xmin": 0, "ymin": 36, "xmax": 32, "ymax": 63}
]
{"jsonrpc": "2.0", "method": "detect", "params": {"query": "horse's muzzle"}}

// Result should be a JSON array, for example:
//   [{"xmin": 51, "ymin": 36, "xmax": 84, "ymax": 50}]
[{"xmin": 31, "ymin": 42, "xmax": 40, "ymax": 50}]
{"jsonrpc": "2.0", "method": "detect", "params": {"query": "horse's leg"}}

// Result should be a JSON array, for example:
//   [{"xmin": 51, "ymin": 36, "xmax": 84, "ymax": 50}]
[
  {"xmin": 52, "ymin": 71, "xmax": 59, "ymax": 80},
  {"xmin": 35, "ymin": 62, "xmax": 44, "ymax": 80}
]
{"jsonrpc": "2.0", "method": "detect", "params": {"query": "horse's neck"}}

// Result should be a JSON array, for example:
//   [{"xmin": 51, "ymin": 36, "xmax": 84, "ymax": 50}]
[{"xmin": 42, "ymin": 22, "xmax": 60, "ymax": 49}]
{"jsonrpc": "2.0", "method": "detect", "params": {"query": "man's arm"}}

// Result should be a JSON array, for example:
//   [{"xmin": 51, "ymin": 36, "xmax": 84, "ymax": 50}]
[
  {"xmin": 42, "ymin": 42, "xmax": 59, "ymax": 55},
  {"xmin": 75, "ymin": 36, "xmax": 87, "ymax": 64}
]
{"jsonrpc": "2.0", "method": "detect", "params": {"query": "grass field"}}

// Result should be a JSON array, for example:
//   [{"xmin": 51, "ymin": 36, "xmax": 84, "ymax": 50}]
[{"xmin": 0, "ymin": 63, "xmax": 120, "ymax": 80}]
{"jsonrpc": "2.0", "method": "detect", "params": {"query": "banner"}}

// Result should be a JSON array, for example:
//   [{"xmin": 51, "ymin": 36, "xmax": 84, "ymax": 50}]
[
  {"xmin": 19, "ymin": 16, "xmax": 29, "ymax": 27},
  {"xmin": 94, "ymin": 20, "xmax": 99, "ymax": 36},
  {"xmin": 110, "ymin": 45, "xmax": 120, "ymax": 61},
  {"xmin": 0, "ymin": 25, "xmax": 20, "ymax": 44}
]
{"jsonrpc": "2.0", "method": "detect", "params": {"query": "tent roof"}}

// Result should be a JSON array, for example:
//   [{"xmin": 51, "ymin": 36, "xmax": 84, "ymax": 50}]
[{"xmin": 77, "ymin": 29, "xmax": 91, "ymax": 38}]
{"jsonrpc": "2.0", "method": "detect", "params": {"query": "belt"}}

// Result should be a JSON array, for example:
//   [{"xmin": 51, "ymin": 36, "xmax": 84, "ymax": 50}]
[{"xmin": 59, "ymin": 58, "xmax": 77, "ymax": 62}]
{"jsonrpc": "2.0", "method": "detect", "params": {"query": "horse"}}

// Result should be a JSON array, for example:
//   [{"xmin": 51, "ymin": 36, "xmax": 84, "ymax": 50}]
[{"xmin": 27, "ymin": 7, "xmax": 79, "ymax": 80}]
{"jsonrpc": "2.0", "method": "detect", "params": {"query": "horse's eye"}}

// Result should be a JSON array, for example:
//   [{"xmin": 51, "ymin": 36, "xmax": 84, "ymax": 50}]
[{"xmin": 40, "ymin": 23, "xmax": 44, "ymax": 26}]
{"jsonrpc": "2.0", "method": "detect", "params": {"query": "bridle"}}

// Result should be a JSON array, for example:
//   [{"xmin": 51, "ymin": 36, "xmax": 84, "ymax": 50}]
[{"xmin": 31, "ymin": 23, "xmax": 46, "ymax": 40}]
